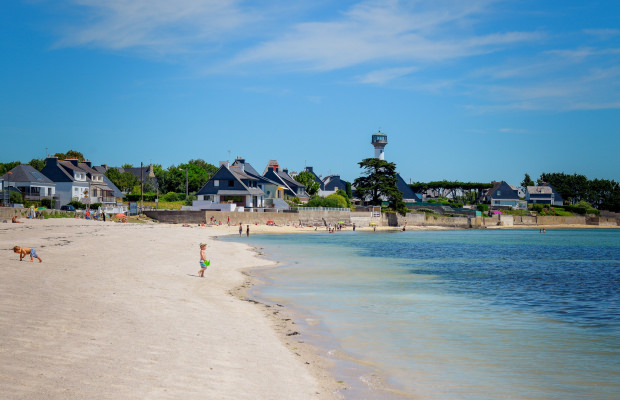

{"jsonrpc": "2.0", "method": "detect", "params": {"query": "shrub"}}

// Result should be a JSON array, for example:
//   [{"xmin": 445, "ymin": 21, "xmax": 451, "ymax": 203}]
[
  {"xmin": 68, "ymin": 200, "xmax": 86, "ymax": 210},
  {"xmin": 530, "ymin": 203, "xmax": 544, "ymax": 213},
  {"xmin": 41, "ymin": 198, "xmax": 56, "ymax": 209},
  {"xmin": 477, "ymin": 204, "xmax": 489, "ymax": 212},
  {"xmin": 126, "ymin": 193, "xmax": 157, "ymax": 202},
  {"xmin": 306, "ymin": 196, "xmax": 345, "ymax": 208},
  {"xmin": 161, "ymin": 192, "xmax": 185, "ymax": 202},
  {"xmin": 325, "ymin": 193, "xmax": 348, "ymax": 208}
]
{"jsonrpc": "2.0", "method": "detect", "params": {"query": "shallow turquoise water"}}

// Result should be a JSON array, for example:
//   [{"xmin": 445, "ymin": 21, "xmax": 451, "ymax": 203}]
[{"xmin": 225, "ymin": 229, "xmax": 620, "ymax": 399}]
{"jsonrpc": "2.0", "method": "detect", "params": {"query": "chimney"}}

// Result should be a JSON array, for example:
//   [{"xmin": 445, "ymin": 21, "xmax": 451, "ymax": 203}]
[
  {"xmin": 219, "ymin": 161, "xmax": 229, "ymax": 168},
  {"xmin": 83, "ymin": 160, "xmax": 92, "ymax": 168},
  {"xmin": 268, "ymin": 166, "xmax": 275, "ymax": 173},
  {"xmin": 45, "ymin": 156, "xmax": 58, "ymax": 166},
  {"xmin": 305, "ymin": 166, "xmax": 313, "ymax": 173},
  {"xmin": 66, "ymin": 159, "xmax": 79, "ymax": 167},
  {"xmin": 283, "ymin": 168, "xmax": 289, "ymax": 175}
]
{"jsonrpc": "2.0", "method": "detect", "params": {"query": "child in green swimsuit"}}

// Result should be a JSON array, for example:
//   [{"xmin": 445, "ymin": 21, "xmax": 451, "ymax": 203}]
[{"xmin": 198, "ymin": 243, "xmax": 209, "ymax": 277}]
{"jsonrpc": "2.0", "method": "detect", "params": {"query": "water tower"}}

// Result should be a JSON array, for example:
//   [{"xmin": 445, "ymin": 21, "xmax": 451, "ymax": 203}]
[{"xmin": 371, "ymin": 130, "xmax": 388, "ymax": 160}]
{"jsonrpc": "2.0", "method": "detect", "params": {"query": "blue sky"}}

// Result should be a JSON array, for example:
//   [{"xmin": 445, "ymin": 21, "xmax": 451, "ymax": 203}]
[{"xmin": 1, "ymin": 0, "xmax": 619, "ymax": 185}]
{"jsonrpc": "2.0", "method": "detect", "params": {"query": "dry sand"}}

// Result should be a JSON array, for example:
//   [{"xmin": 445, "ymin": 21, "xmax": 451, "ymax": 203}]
[{"xmin": 0, "ymin": 218, "xmax": 343, "ymax": 400}]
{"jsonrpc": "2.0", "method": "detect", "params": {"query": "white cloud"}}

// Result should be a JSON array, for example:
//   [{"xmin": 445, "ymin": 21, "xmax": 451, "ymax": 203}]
[
  {"xmin": 54, "ymin": 0, "xmax": 255, "ymax": 53},
  {"xmin": 357, "ymin": 67, "xmax": 418, "ymax": 84},
  {"xmin": 229, "ymin": 1, "xmax": 541, "ymax": 71},
  {"xmin": 583, "ymin": 29, "xmax": 620, "ymax": 40}
]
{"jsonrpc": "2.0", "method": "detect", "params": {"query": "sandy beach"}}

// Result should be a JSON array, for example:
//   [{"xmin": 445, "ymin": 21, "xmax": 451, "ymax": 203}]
[{"xmin": 0, "ymin": 218, "xmax": 344, "ymax": 400}]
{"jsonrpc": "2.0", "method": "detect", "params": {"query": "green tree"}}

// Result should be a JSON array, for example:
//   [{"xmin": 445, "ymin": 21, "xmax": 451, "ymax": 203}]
[
  {"xmin": 294, "ymin": 171, "xmax": 320, "ymax": 196},
  {"xmin": 521, "ymin": 173, "xmax": 535, "ymax": 189},
  {"xmin": 28, "ymin": 158, "xmax": 45, "ymax": 171},
  {"xmin": 105, "ymin": 168, "xmax": 139, "ymax": 193},
  {"xmin": 353, "ymin": 158, "xmax": 408, "ymax": 216},
  {"xmin": 189, "ymin": 159, "xmax": 218, "ymax": 178},
  {"xmin": 54, "ymin": 150, "xmax": 84, "ymax": 161},
  {"xmin": 325, "ymin": 193, "xmax": 348, "ymax": 208},
  {"xmin": 336, "ymin": 189, "xmax": 351, "ymax": 207},
  {"xmin": 345, "ymin": 181, "xmax": 353, "ymax": 199},
  {"xmin": 0, "ymin": 161, "xmax": 21, "ymax": 175}
]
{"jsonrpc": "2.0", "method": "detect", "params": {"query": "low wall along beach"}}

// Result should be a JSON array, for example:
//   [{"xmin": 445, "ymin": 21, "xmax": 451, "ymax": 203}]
[{"xmin": 144, "ymin": 209, "xmax": 618, "ymax": 228}]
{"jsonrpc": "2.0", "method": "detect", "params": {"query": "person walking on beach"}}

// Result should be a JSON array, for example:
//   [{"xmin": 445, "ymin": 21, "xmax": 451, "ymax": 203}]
[
  {"xmin": 239, "ymin": 222, "xmax": 243, "ymax": 236},
  {"xmin": 13, "ymin": 246, "xmax": 42, "ymax": 262},
  {"xmin": 198, "ymin": 243, "xmax": 208, "ymax": 277},
  {"xmin": 246, "ymin": 225, "xmax": 250, "ymax": 237}
]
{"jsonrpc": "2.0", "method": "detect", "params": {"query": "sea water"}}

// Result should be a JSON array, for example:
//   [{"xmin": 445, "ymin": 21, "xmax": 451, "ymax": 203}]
[{"xmin": 224, "ymin": 229, "xmax": 620, "ymax": 399}]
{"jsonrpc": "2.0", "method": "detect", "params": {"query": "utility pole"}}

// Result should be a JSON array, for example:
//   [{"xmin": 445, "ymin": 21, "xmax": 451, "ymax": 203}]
[{"xmin": 140, "ymin": 161, "xmax": 144, "ymax": 214}]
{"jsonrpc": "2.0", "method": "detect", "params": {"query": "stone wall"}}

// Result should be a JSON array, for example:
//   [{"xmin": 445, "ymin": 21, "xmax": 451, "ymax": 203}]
[
  {"xmin": 145, "ymin": 210, "xmax": 353, "ymax": 226},
  {"xmin": 425, "ymin": 215, "xmax": 470, "ymax": 227},
  {"xmin": 537, "ymin": 216, "xmax": 586, "ymax": 225},
  {"xmin": 586, "ymin": 217, "xmax": 618, "ymax": 226},
  {"xmin": 386, "ymin": 213, "xmax": 425, "ymax": 227},
  {"xmin": 0, "ymin": 207, "xmax": 25, "ymax": 221},
  {"xmin": 143, "ymin": 209, "xmax": 611, "ymax": 228},
  {"xmin": 513, "ymin": 216, "xmax": 537, "ymax": 225}
]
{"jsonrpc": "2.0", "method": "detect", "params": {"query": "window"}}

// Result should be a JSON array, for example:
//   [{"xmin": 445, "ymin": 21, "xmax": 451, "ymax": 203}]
[
  {"xmin": 228, "ymin": 180, "xmax": 234, "ymax": 187},
  {"xmin": 214, "ymin": 180, "xmax": 219, "ymax": 186},
  {"xmin": 497, "ymin": 190, "xmax": 501, "ymax": 196}
]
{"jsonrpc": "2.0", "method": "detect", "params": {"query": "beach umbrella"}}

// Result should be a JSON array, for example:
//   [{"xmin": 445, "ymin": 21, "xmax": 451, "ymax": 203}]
[
  {"xmin": 115, "ymin": 213, "xmax": 126, "ymax": 218},
  {"xmin": 267, "ymin": 220, "xmax": 274, "ymax": 223},
  {"xmin": 370, "ymin": 222, "xmax": 377, "ymax": 226}
]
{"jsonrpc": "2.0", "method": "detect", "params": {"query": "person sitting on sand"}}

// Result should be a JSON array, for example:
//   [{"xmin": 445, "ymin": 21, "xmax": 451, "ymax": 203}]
[
  {"xmin": 11, "ymin": 216, "xmax": 23, "ymax": 223},
  {"xmin": 198, "ymin": 243, "xmax": 209, "ymax": 277},
  {"xmin": 13, "ymin": 246, "xmax": 42, "ymax": 262}
]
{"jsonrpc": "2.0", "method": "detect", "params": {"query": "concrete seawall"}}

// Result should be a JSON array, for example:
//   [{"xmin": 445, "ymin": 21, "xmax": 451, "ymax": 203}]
[
  {"xmin": 142, "ymin": 209, "xmax": 618, "ymax": 228},
  {"xmin": 145, "ymin": 210, "xmax": 356, "ymax": 227}
]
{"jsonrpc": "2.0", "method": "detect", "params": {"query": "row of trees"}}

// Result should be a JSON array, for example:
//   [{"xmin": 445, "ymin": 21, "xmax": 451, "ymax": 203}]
[
  {"xmin": 409, "ymin": 180, "xmax": 493, "ymax": 204},
  {"xmin": 524, "ymin": 172, "xmax": 620, "ymax": 212},
  {"xmin": 1, "ymin": 150, "xmax": 89, "ymax": 175},
  {"xmin": 104, "ymin": 159, "xmax": 219, "ymax": 196}
]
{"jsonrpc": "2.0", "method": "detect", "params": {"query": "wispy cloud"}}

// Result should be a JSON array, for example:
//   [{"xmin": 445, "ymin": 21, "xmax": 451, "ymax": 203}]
[
  {"xmin": 53, "ymin": 0, "xmax": 256, "ymax": 54},
  {"xmin": 357, "ymin": 67, "xmax": 418, "ymax": 84},
  {"xmin": 583, "ymin": 28, "xmax": 620, "ymax": 40},
  {"xmin": 229, "ymin": 1, "xmax": 541, "ymax": 72},
  {"xmin": 42, "ymin": 1, "xmax": 620, "ymax": 111}
]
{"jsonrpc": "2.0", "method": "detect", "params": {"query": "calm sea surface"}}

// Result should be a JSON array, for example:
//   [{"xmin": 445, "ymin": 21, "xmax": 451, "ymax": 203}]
[{"xmin": 224, "ymin": 229, "xmax": 620, "ymax": 399}]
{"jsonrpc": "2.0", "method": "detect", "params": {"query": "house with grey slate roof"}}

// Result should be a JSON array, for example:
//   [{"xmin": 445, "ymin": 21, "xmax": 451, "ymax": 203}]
[
  {"xmin": 93, "ymin": 165, "xmax": 125, "ymax": 200},
  {"xmin": 231, "ymin": 158, "xmax": 282, "ymax": 201},
  {"xmin": 78, "ymin": 161, "xmax": 117, "ymax": 206},
  {"xmin": 262, "ymin": 161, "xmax": 309, "ymax": 201},
  {"xmin": 41, "ymin": 157, "xmax": 91, "ymax": 206},
  {"xmin": 321, "ymin": 175, "xmax": 349, "ymax": 196},
  {"xmin": 194, "ymin": 161, "xmax": 265, "ymax": 211},
  {"xmin": 526, "ymin": 184, "xmax": 563, "ymax": 206},
  {"xmin": 0, "ymin": 164, "xmax": 56, "ymax": 202},
  {"xmin": 481, "ymin": 181, "xmax": 527, "ymax": 210}
]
